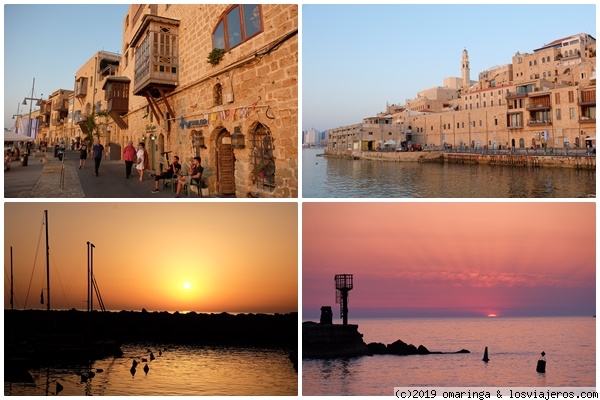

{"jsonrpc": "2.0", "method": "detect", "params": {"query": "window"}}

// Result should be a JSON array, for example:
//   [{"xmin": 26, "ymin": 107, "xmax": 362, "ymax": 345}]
[
  {"xmin": 568, "ymin": 91, "xmax": 574, "ymax": 103},
  {"xmin": 556, "ymin": 108, "xmax": 561, "ymax": 121},
  {"xmin": 214, "ymin": 83, "xmax": 223, "ymax": 106},
  {"xmin": 555, "ymin": 93, "xmax": 560, "ymax": 104},
  {"xmin": 213, "ymin": 5, "xmax": 262, "ymax": 51},
  {"xmin": 569, "ymin": 107, "xmax": 575, "ymax": 119},
  {"xmin": 251, "ymin": 123, "xmax": 275, "ymax": 191}
]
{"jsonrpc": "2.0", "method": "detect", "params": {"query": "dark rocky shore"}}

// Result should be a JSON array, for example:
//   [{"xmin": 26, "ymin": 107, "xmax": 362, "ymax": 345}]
[
  {"xmin": 5, "ymin": 309, "xmax": 297, "ymax": 348},
  {"xmin": 303, "ymin": 321, "xmax": 469, "ymax": 358}
]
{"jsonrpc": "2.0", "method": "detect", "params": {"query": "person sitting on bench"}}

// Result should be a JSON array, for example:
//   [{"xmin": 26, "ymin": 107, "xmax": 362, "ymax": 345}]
[
  {"xmin": 175, "ymin": 156, "xmax": 203, "ymax": 198},
  {"xmin": 151, "ymin": 155, "xmax": 182, "ymax": 193}
]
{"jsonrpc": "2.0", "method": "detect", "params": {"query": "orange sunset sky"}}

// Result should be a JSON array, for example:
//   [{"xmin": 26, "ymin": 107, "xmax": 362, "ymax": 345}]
[
  {"xmin": 303, "ymin": 202, "xmax": 596, "ymax": 319},
  {"xmin": 4, "ymin": 202, "xmax": 297, "ymax": 314}
]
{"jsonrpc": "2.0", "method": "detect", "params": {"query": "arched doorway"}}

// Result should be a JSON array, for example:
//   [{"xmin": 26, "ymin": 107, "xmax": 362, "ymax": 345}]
[{"xmin": 216, "ymin": 129, "xmax": 235, "ymax": 195}]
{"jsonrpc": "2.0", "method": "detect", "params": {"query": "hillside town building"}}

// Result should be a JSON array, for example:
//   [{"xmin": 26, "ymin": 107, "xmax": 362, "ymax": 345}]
[
  {"xmin": 22, "ymin": 4, "xmax": 298, "ymax": 198},
  {"xmin": 327, "ymin": 33, "xmax": 595, "ymax": 156}
]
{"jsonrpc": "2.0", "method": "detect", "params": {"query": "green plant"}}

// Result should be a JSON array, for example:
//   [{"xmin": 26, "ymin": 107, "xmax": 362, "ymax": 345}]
[
  {"xmin": 81, "ymin": 110, "xmax": 109, "ymax": 144},
  {"xmin": 207, "ymin": 48, "xmax": 225, "ymax": 66}
]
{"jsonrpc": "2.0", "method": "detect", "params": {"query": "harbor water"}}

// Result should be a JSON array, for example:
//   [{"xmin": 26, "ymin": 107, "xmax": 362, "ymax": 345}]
[
  {"xmin": 302, "ymin": 148, "xmax": 596, "ymax": 198},
  {"xmin": 302, "ymin": 316, "xmax": 595, "ymax": 395},
  {"xmin": 5, "ymin": 344, "xmax": 297, "ymax": 396}
]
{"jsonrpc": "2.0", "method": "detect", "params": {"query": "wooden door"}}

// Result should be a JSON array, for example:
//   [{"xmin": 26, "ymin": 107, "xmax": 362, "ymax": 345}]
[{"xmin": 217, "ymin": 134, "xmax": 235, "ymax": 195}]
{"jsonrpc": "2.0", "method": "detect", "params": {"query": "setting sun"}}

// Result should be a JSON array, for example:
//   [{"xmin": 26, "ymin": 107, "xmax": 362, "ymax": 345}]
[
  {"xmin": 183, "ymin": 282, "xmax": 192, "ymax": 290},
  {"xmin": 487, "ymin": 314, "xmax": 497, "ymax": 317}
]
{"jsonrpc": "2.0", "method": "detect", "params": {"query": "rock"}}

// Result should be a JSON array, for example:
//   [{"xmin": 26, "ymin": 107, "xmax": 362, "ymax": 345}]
[
  {"xmin": 387, "ymin": 339, "xmax": 419, "ymax": 355},
  {"xmin": 417, "ymin": 345, "xmax": 430, "ymax": 355},
  {"xmin": 302, "ymin": 322, "xmax": 370, "ymax": 358},
  {"xmin": 456, "ymin": 349, "xmax": 470, "ymax": 353},
  {"xmin": 367, "ymin": 342, "xmax": 387, "ymax": 355}
]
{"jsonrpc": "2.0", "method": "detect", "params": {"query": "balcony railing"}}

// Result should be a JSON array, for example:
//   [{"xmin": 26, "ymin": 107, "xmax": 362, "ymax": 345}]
[
  {"xmin": 526, "ymin": 103, "xmax": 551, "ymax": 111},
  {"xmin": 53, "ymin": 99, "xmax": 69, "ymax": 111},
  {"xmin": 579, "ymin": 116, "xmax": 596, "ymax": 124}
]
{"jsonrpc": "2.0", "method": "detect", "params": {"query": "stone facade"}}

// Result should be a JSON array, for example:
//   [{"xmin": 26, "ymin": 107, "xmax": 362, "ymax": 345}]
[
  {"xmin": 113, "ymin": 4, "xmax": 298, "ymax": 198},
  {"xmin": 327, "ymin": 33, "xmax": 596, "ymax": 154},
  {"xmin": 30, "ymin": 4, "xmax": 298, "ymax": 198}
]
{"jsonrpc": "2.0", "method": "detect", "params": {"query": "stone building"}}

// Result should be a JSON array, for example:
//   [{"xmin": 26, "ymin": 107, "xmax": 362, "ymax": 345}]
[
  {"xmin": 102, "ymin": 4, "xmax": 299, "ymax": 198},
  {"xmin": 35, "ymin": 89, "xmax": 74, "ymax": 146},
  {"xmin": 327, "ymin": 33, "xmax": 595, "ymax": 154},
  {"xmin": 327, "ymin": 116, "xmax": 404, "ymax": 154},
  {"xmin": 71, "ymin": 51, "xmax": 122, "ymax": 150},
  {"xmin": 29, "ymin": 4, "xmax": 298, "ymax": 198}
]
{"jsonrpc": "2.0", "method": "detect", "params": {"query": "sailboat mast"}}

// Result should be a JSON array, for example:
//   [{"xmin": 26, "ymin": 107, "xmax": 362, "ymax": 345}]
[
  {"xmin": 87, "ymin": 242, "xmax": 90, "ymax": 312},
  {"xmin": 90, "ymin": 243, "xmax": 94, "ymax": 312},
  {"xmin": 45, "ymin": 210, "xmax": 50, "ymax": 312},
  {"xmin": 10, "ymin": 246, "xmax": 14, "ymax": 310}
]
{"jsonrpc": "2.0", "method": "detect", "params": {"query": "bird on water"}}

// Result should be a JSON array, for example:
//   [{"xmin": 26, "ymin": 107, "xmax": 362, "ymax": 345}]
[{"xmin": 144, "ymin": 364, "xmax": 150, "ymax": 375}]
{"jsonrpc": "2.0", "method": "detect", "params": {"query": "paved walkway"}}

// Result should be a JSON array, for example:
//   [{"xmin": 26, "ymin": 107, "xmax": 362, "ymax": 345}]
[{"xmin": 4, "ymin": 150, "xmax": 211, "ymax": 199}]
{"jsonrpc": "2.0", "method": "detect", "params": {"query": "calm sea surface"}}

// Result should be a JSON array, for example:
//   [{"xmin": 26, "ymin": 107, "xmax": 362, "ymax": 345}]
[
  {"xmin": 302, "ymin": 148, "xmax": 596, "ymax": 198},
  {"xmin": 302, "ymin": 317, "xmax": 595, "ymax": 395},
  {"xmin": 5, "ymin": 344, "xmax": 297, "ymax": 396}
]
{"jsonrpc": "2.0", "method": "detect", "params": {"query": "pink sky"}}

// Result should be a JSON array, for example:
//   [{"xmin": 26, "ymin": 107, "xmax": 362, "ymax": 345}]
[{"xmin": 303, "ymin": 202, "xmax": 595, "ymax": 319}]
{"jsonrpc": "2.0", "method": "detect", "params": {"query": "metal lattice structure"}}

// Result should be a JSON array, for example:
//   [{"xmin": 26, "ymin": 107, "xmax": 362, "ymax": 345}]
[
  {"xmin": 334, "ymin": 274, "xmax": 353, "ymax": 325},
  {"xmin": 250, "ymin": 124, "xmax": 275, "ymax": 192}
]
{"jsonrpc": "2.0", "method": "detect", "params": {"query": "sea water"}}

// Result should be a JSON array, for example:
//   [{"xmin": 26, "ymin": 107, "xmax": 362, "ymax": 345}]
[
  {"xmin": 302, "ymin": 317, "xmax": 595, "ymax": 395},
  {"xmin": 302, "ymin": 148, "xmax": 596, "ymax": 198},
  {"xmin": 5, "ymin": 344, "xmax": 297, "ymax": 396}
]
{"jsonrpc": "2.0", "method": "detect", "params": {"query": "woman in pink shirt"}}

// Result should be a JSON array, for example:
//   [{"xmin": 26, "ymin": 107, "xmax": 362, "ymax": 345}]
[{"xmin": 123, "ymin": 141, "xmax": 136, "ymax": 179}]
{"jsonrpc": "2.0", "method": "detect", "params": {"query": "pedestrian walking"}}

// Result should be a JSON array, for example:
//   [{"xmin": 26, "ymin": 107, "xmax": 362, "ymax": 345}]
[
  {"xmin": 78, "ymin": 142, "xmax": 88, "ymax": 169},
  {"xmin": 92, "ymin": 140, "xmax": 104, "ymax": 176},
  {"xmin": 136, "ymin": 142, "xmax": 149, "ymax": 182},
  {"xmin": 123, "ymin": 141, "xmax": 136, "ymax": 178}
]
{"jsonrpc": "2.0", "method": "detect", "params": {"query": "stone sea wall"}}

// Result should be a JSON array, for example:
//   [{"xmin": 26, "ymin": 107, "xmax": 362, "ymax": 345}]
[{"xmin": 324, "ymin": 149, "xmax": 596, "ymax": 169}]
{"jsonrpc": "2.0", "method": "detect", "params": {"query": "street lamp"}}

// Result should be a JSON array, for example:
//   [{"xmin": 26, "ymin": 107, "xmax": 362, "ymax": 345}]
[{"xmin": 22, "ymin": 78, "xmax": 43, "ymax": 138}]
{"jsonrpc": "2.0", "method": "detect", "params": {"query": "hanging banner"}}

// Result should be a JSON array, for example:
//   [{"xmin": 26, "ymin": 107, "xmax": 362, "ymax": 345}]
[{"xmin": 19, "ymin": 118, "xmax": 38, "ymax": 139}]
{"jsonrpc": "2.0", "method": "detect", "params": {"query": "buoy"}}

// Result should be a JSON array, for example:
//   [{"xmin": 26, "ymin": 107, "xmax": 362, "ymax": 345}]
[
  {"xmin": 482, "ymin": 346, "xmax": 489, "ymax": 362},
  {"xmin": 536, "ymin": 351, "xmax": 546, "ymax": 373}
]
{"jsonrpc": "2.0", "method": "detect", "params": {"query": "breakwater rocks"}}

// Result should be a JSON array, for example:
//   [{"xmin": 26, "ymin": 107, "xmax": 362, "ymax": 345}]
[
  {"xmin": 303, "ymin": 322, "xmax": 370, "ymax": 358},
  {"xmin": 367, "ymin": 340, "xmax": 470, "ymax": 356},
  {"xmin": 5, "ymin": 309, "xmax": 297, "ymax": 349},
  {"xmin": 303, "ymin": 321, "xmax": 469, "ymax": 358}
]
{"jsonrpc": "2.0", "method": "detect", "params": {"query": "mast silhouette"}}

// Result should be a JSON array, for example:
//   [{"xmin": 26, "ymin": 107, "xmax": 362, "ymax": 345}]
[
  {"xmin": 10, "ymin": 246, "xmax": 14, "ymax": 310},
  {"xmin": 44, "ymin": 210, "xmax": 50, "ymax": 312}
]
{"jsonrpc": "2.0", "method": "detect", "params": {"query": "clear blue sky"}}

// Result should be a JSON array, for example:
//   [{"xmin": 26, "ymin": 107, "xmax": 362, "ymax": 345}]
[
  {"xmin": 302, "ymin": 4, "xmax": 597, "ymax": 132},
  {"xmin": 3, "ymin": 4, "xmax": 130, "ymax": 130}
]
